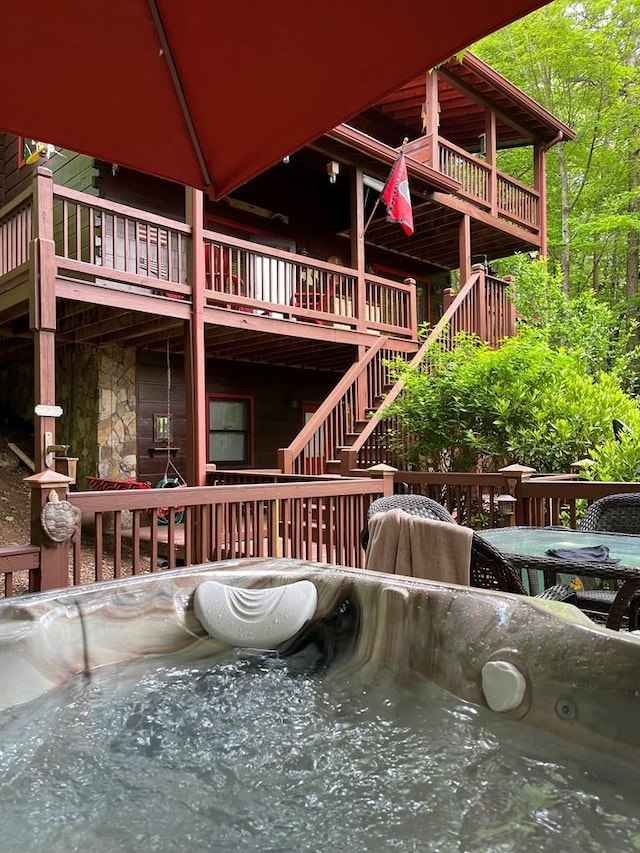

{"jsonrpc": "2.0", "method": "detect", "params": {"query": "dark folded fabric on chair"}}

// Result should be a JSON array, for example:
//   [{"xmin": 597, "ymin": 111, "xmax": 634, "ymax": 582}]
[{"xmin": 545, "ymin": 545, "xmax": 620, "ymax": 564}]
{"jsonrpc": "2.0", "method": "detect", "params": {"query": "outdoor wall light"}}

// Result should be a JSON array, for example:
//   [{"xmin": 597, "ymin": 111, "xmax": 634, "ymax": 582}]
[
  {"xmin": 327, "ymin": 161, "xmax": 340, "ymax": 183},
  {"xmin": 496, "ymin": 494, "xmax": 517, "ymax": 517}
]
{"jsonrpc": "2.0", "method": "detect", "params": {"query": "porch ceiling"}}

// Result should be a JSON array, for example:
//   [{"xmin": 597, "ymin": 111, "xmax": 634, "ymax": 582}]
[
  {"xmin": 0, "ymin": 299, "xmax": 361, "ymax": 373},
  {"xmin": 305, "ymin": 140, "xmax": 538, "ymax": 268},
  {"xmin": 371, "ymin": 53, "xmax": 575, "ymax": 152},
  {"xmin": 361, "ymin": 199, "xmax": 537, "ymax": 269}
]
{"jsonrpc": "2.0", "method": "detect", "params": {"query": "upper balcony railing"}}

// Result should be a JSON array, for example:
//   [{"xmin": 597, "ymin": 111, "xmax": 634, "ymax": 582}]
[
  {"xmin": 0, "ymin": 177, "xmax": 417, "ymax": 338},
  {"xmin": 202, "ymin": 230, "xmax": 415, "ymax": 337},
  {"xmin": 437, "ymin": 139, "xmax": 539, "ymax": 231},
  {"xmin": 0, "ymin": 186, "xmax": 32, "ymax": 288}
]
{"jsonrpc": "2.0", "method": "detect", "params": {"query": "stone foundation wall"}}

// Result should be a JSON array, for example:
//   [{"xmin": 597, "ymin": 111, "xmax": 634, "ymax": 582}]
[
  {"xmin": 57, "ymin": 344, "xmax": 137, "ymax": 488},
  {"xmin": 97, "ymin": 346, "xmax": 137, "ymax": 480}
]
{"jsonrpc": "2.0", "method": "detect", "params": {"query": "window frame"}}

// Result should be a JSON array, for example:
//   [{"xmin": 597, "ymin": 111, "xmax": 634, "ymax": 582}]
[{"xmin": 207, "ymin": 393, "xmax": 254, "ymax": 467}]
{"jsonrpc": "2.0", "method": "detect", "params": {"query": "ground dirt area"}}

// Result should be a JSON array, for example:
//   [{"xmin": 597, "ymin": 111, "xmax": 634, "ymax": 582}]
[
  {"xmin": 0, "ymin": 428, "xmax": 152, "ymax": 593},
  {"xmin": 0, "ymin": 429, "xmax": 32, "ymax": 548}
]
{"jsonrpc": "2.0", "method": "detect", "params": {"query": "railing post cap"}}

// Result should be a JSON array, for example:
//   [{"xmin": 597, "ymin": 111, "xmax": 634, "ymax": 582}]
[
  {"xmin": 471, "ymin": 263, "xmax": 485, "ymax": 272},
  {"xmin": 36, "ymin": 166, "xmax": 53, "ymax": 178},
  {"xmin": 498, "ymin": 464, "xmax": 536, "ymax": 477},
  {"xmin": 24, "ymin": 469, "xmax": 73, "ymax": 488},
  {"xmin": 366, "ymin": 463, "xmax": 398, "ymax": 474},
  {"xmin": 571, "ymin": 458, "xmax": 595, "ymax": 470}
]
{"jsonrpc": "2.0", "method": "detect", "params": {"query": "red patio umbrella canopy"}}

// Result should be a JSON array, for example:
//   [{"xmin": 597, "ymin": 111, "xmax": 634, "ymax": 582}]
[{"xmin": 1, "ymin": 0, "xmax": 551, "ymax": 198}]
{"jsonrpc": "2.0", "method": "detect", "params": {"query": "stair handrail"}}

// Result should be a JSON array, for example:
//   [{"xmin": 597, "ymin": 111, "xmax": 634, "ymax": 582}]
[
  {"xmin": 278, "ymin": 335, "xmax": 388, "ymax": 474},
  {"xmin": 344, "ymin": 271, "xmax": 484, "ymax": 469}
]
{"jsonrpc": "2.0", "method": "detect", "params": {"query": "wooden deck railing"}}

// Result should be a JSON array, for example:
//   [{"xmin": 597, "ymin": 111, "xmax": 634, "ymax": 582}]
[
  {"xmin": 438, "ymin": 140, "xmax": 540, "ymax": 231},
  {"xmin": 496, "ymin": 171, "xmax": 539, "ymax": 230},
  {"xmin": 0, "ymin": 186, "xmax": 32, "ymax": 285},
  {"xmin": 6, "ymin": 470, "xmax": 640, "ymax": 598},
  {"xmin": 439, "ymin": 140, "xmax": 491, "ymax": 207},
  {"xmin": 278, "ymin": 337, "xmax": 411, "ymax": 475},
  {"xmin": 202, "ymin": 231, "xmax": 416, "ymax": 337},
  {"xmin": 52, "ymin": 185, "xmax": 191, "ymax": 300},
  {"xmin": 65, "ymin": 477, "xmax": 387, "ymax": 585}
]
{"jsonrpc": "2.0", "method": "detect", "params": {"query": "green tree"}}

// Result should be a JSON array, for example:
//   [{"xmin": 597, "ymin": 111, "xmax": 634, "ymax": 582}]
[
  {"xmin": 476, "ymin": 1, "xmax": 640, "ymax": 307},
  {"xmin": 505, "ymin": 254, "xmax": 639, "ymax": 387}
]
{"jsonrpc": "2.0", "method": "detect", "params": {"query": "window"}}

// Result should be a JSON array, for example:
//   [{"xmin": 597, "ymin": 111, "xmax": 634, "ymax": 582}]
[{"xmin": 208, "ymin": 395, "xmax": 252, "ymax": 465}]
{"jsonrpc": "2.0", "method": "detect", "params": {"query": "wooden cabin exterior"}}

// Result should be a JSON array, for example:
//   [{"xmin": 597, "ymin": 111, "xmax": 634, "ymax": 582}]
[{"xmin": 0, "ymin": 53, "xmax": 573, "ymax": 487}]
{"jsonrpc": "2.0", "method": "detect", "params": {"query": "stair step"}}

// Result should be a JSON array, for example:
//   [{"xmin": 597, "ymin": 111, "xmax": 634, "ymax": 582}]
[
  {"xmin": 324, "ymin": 459, "xmax": 342, "ymax": 474},
  {"xmin": 355, "ymin": 419, "xmax": 370, "ymax": 430},
  {"xmin": 344, "ymin": 432, "xmax": 360, "ymax": 446}
]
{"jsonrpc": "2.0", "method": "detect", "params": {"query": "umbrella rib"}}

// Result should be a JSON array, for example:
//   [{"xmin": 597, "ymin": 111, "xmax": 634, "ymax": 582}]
[{"xmin": 147, "ymin": 0, "xmax": 212, "ymax": 189}]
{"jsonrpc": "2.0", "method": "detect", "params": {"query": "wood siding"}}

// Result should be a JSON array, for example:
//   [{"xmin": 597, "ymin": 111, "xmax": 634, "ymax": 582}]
[
  {"xmin": 0, "ymin": 135, "xmax": 97, "ymax": 203},
  {"xmin": 137, "ymin": 352, "xmax": 338, "ymax": 481},
  {"xmin": 95, "ymin": 164, "xmax": 185, "ymax": 221}
]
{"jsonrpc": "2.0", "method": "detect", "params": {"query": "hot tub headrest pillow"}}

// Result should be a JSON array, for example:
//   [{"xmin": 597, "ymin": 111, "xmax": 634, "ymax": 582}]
[{"xmin": 193, "ymin": 580, "xmax": 318, "ymax": 649}]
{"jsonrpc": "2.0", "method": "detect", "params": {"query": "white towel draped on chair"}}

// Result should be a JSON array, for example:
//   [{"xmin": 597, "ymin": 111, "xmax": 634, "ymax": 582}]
[{"xmin": 365, "ymin": 508, "xmax": 472, "ymax": 586}]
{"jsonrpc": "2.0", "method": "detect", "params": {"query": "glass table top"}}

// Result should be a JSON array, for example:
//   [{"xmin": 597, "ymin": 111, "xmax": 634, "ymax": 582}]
[{"xmin": 479, "ymin": 526, "xmax": 640, "ymax": 570}]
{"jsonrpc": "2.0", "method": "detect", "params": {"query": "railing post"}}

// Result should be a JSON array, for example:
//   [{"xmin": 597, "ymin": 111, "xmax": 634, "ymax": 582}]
[
  {"xmin": 366, "ymin": 464, "xmax": 398, "ymax": 496},
  {"xmin": 405, "ymin": 277, "xmax": 417, "ymax": 336},
  {"xmin": 278, "ymin": 447, "xmax": 293, "ymax": 475},
  {"xmin": 340, "ymin": 448, "xmax": 358, "ymax": 475},
  {"xmin": 355, "ymin": 344, "xmax": 369, "ymax": 423},
  {"xmin": 443, "ymin": 287, "xmax": 455, "ymax": 314},
  {"xmin": 30, "ymin": 167, "xmax": 58, "ymax": 473},
  {"xmin": 351, "ymin": 168, "xmax": 367, "ymax": 331},
  {"xmin": 24, "ymin": 469, "xmax": 73, "ymax": 592},
  {"xmin": 185, "ymin": 187, "xmax": 207, "ymax": 486},
  {"xmin": 472, "ymin": 263, "xmax": 488, "ymax": 342},
  {"xmin": 499, "ymin": 463, "xmax": 536, "ymax": 527},
  {"xmin": 502, "ymin": 274, "xmax": 517, "ymax": 338}
]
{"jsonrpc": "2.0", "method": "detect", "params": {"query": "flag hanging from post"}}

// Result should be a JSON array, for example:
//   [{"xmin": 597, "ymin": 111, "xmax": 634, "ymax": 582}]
[{"xmin": 381, "ymin": 151, "xmax": 414, "ymax": 236}]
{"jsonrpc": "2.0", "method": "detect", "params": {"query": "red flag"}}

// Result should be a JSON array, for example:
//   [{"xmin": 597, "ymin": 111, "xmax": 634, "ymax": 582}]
[{"xmin": 381, "ymin": 151, "xmax": 414, "ymax": 236}]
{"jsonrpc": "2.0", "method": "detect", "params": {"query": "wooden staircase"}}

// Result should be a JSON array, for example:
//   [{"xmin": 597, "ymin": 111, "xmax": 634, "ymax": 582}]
[{"xmin": 279, "ymin": 267, "xmax": 516, "ymax": 476}]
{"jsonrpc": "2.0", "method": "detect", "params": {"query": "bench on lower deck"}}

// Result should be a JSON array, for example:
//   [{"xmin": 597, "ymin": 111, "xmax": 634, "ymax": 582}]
[{"xmin": 86, "ymin": 477, "xmax": 152, "ymax": 492}]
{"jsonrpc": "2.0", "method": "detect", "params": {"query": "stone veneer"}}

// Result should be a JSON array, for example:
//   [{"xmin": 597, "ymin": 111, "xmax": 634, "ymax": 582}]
[
  {"xmin": 96, "ymin": 345, "xmax": 137, "ymax": 480},
  {"xmin": 56, "ymin": 343, "xmax": 137, "ymax": 488},
  {"xmin": 0, "ymin": 343, "xmax": 137, "ymax": 488}
]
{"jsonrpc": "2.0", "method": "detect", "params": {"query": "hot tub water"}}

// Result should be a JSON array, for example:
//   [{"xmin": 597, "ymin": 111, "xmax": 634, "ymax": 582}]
[{"xmin": 1, "ymin": 645, "xmax": 639, "ymax": 853}]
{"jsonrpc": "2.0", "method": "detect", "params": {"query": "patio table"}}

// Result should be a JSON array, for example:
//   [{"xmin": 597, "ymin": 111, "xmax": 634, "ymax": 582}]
[{"xmin": 477, "ymin": 526, "xmax": 640, "ymax": 631}]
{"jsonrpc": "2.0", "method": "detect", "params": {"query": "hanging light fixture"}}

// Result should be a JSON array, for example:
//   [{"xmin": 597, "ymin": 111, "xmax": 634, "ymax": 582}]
[{"xmin": 327, "ymin": 161, "xmax": 340, "ymax": 184}]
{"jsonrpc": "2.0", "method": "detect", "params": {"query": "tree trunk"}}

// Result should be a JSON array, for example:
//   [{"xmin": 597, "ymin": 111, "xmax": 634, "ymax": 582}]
[
  {"xmin": 626, "ymin": 148, "xmax": 639, "ymax": 307},
  {"xmin": 556, "ymin": 145, "xmax": 571, "ymax": 295}
]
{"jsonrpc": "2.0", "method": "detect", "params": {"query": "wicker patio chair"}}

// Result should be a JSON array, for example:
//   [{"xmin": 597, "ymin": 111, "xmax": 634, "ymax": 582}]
[
  {"xmin": 575, "ymin": 494, "xmax": 640, "ymax": 628},
  {"xmin": 362, "ymin": 494, "xmax": 573, "ymax": 600}
]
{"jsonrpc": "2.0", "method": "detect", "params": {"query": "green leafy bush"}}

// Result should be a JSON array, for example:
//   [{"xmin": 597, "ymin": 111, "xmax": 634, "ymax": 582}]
[{"xmin": 383, "ymin": 327, "xmax": 640, "ymax": 473}]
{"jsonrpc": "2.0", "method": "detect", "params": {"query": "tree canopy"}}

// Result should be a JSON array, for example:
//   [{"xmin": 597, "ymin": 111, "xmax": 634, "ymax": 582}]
[{"xmin": 476, "ymin": 0, "xmax": 640, "ymax": 310}]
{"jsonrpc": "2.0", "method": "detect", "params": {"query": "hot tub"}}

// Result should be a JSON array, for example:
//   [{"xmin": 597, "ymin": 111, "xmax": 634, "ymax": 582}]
[{"xmin": 1, "ymin": 558, "xmax": 640, "ymax": 852}]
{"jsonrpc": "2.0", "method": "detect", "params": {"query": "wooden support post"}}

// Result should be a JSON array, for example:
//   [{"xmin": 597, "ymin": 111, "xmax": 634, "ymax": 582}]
[
  {"xmin": 458, "ymin": 214, "xmax": 471, "ymax": 285},
  {"xmin": 485, "ymin": 110, "xmax": 497, "ymax": 215},
  {"xmin": 351, "ymin": 167, "xmax": 367, "ymax": 331},
  {"xmin": 355, "ymin": 344, "xmax": 368, "ymax": 422},
  {"xmin": 25, "ymin": 469, "xmax": 73, "ymax": 591},
  {"xmin": 185, "ymin": 187, "xmax": 207, "ymax": 486},
  {"xmin": 534, "ymin": 143, "xmax": 547, "ymax": 256},
  {"xmin": 502, "ymin": 274, "xmax": 517, "ymax": 337},
  {"xmin": 443, "ymin": 287, "xmax": 455, "ymax": 314},
  {"xmin": 472, "ymin": 262, "xmax": 488, "ymax": 342},
  {"xmin": 424, "ymin": 69, "xmax": 439, "ymax": 168},
  {"xmin": 29, "ymin": 168, "xmax": 57, "ymax": 473},
  {"xmin": 365, "ymin": 464, "xmax": 398, "ymax": 496},
  {"xmin": 405, "ymin": 277, "xmax": 418, "ymax": 336},
  {"xmin": 499, "ymin": 463, "xmax": 536, "ymax": 527}
]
